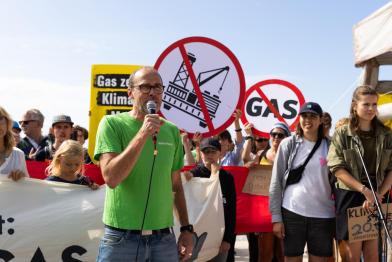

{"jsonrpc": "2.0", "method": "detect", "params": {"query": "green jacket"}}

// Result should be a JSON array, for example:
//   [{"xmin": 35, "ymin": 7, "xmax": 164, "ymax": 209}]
[{"xmin": 327, "ymin": 124, "xmax": 392, "ymax": 190}]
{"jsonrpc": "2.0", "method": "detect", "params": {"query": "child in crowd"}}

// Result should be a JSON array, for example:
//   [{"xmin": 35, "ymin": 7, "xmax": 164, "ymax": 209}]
[
  {"xmin": 45, "ymin": 140, "xmax": 99, "ymax": 189},
  {"xmin": 189, "ymin": 138, "xmax": 236, "ymax": 262}
]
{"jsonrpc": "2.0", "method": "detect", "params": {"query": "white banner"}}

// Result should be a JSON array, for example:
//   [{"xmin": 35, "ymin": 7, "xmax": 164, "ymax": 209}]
[
  {"xmin": 0, "ymin": 177, "xmax": 104, "ymax": 261},
  {"xmin": 0, "ymin": 175, "xmax": 224, "ymax": 261}
]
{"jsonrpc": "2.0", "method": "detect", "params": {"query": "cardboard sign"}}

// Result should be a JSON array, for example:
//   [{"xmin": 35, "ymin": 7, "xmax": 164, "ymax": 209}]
[
  {"xmin": 88, "ymin": 64, "xmax": 142, "ymax": 161},
  {"xmin": 242, "ymin": 165, "xmax": 272, "ymax": 196},
  {"xmin": 348, "ymin": 203, "xmax": 392, "ymax": 243},
  {"xmin": 241, "ymin": 79, "xmax": 304, "ymax": 138},
  {"xmin": 154, "ymin": 36, "xmax": 245, "ymax": 137}
]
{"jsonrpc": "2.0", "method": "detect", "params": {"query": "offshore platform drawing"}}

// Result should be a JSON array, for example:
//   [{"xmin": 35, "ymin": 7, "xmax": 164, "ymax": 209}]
[{"xmin": 163, "ymin": 52, "xmax": 230, "ymax": 128}]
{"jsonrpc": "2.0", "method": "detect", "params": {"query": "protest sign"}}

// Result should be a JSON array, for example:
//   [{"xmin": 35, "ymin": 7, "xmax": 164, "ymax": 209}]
[
  {"xmin": 242, "ymin": 165, "xmax": 272, "ymax": 196},
  {"xmin": 348, "ymin": 203, "xmax": 392, "ymax": 243}
]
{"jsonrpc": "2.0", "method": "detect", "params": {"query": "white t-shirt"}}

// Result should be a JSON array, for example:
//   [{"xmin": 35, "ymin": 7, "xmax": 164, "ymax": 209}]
[
  {"xmin": 282, "ymin": 139, "xmax": 334, "ymax": 218},
  {"xmin": 0, "ymin": 147, "xmax": 30, "ymax": 177}
]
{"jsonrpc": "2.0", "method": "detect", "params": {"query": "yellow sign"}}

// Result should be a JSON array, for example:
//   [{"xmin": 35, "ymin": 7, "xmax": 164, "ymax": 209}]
[
  {"xmin": 379, "ymin": 93, "xmax": 392, "ymax": 129},
  {"xmin": 88, "ymin": 64, "xmax": 143, "ymax": 161}
]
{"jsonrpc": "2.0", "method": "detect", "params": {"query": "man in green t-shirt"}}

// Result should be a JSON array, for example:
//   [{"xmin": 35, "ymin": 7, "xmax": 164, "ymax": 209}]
[{"xmin": 95, "ymin": 67, "xmax": 194, "ymax": 262}]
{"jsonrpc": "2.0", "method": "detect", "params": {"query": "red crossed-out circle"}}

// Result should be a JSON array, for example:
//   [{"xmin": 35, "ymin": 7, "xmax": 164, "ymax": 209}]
[
  {"xmin": 241, "ymin": 79, "xmax": 305, "ymax": 138},
  {"xmin": 154, "ymin": 36, "xmax": 245, "ymax": 137}
]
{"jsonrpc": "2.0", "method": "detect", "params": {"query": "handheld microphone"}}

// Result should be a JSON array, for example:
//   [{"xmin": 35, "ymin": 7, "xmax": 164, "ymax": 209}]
[
  {"xmin": 146, "ymin": 100, "xmax": 157, "ymax": 114},
  {"xmin": 146, "ymin": 101, "xmax": 158, "ymax": 146}
]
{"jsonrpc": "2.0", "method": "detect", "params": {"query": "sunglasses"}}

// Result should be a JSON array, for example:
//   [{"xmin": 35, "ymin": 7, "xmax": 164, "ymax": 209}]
[
  {"xmin": 255, "ymin": 138, "xmax": 268, "ymax": 142},
  {"xmin": 19, "ymin": 120, "xmax": 38, "ymax": 125},
  {"xmin": 270, "ymin": 132, "xmax": 285, "ymax": 139}
]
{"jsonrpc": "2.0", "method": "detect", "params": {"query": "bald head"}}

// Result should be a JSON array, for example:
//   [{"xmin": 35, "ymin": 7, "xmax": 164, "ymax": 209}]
[{"xmin": 128, "ymin": 67, "xmax": 162, "ymax": 90}]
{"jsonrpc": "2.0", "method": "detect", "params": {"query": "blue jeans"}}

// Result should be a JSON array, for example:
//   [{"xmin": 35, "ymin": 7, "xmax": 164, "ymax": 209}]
[{"xmin": 97, "ymin": 227, "xmax": 179, "ymax": 262}]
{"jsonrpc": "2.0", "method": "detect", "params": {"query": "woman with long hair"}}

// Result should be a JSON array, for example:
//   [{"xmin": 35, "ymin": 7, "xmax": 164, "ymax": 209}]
[
  {"xmin": 0, "ymin": 106, "xmax": 29, "ymax": 180},
  {"xmin": 269, "ymin": 102, "xmax": 335, "ymax": 262},
  {"xmin": 328, "ymin": 85, "xmax": 392, "ymax": 261}
]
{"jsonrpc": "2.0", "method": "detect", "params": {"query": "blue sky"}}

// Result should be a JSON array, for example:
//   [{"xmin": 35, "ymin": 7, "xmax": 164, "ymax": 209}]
[{"xmin": 0, "ymin": 0, "xmax": 390, "ymax": 135}]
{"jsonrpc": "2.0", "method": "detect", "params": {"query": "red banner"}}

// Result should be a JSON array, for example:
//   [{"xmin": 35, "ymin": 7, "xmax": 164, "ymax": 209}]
[
  {"xmin": 222, "ymin": 166, "xmax": 272, "ymax": 233},
  {"xmin": 182, "ymin": 165, "xmax": 272, "ymax": 234}
]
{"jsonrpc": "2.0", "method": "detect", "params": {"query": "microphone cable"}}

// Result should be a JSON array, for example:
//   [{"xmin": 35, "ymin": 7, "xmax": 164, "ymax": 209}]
[{"xmin": 135, "ymin": 139, "xmax": 158, "ymax": 261}]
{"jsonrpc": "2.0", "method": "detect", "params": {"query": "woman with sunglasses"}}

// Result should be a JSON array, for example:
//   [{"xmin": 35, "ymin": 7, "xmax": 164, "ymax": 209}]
[
  {"xmin": 327, "ymin": 86, "xmax": 392, "ymax": 261},
  {"xmin": 242, "ymin": 123, "xmax": 270, "ymax": 262},
  {"xmin": 0, "ymin": 106, "xmax": 29, "ymax": 181},
  {"xmin": 242, "ymin": 123, "xmax": 270, "ymax": 168},
  {"xmin": 269, "ymin": 102, "xmax": 335, "ymax": 262}
]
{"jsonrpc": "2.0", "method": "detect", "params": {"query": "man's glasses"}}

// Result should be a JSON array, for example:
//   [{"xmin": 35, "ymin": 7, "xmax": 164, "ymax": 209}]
[
  {"xmin": 19, "ymin": 120, "xmax": 37, "ymax": 125},
  {"xmin": 135, "ymin": 84, "xmax": 164, "ymax": 94},
  {"xmin": 270, "ymin": 132, "xmax": 285, "ymax": 139}
]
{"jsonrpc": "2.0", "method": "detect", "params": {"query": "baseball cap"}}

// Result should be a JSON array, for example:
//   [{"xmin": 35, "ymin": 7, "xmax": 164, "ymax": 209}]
[
  {"xmin": 52, "ymin": 115, "xmax": 74, "ymax": 127},
  {"xmin": 12, "ymin": 121, "xmax": 21, "ymax": 131},
  {"xmin": 200, "ymin": 138, "xmax": 221, "ymax": 152},
  {"xmin": 299, "ymin": 102, "xmax": 323, "ymax": 116}
]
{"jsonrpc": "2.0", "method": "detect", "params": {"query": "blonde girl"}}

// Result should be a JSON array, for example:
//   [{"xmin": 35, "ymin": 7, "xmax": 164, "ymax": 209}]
[{"xmin": 45, "ymin": 140, "xmax": 98, "ymax": 189}]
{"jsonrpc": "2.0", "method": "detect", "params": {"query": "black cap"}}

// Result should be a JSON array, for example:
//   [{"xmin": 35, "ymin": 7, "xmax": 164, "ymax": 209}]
[
  {"xmin": 200, "ymin": 138, "xmax": 221, "ymax": 151},
  {"xmin": 299, "ymin": 102, "xmax": 323, "ymax": 116}
]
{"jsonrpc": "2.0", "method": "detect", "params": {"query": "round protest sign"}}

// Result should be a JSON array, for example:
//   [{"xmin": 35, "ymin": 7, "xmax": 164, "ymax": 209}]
[
  {"xmin": 154, "ymin": 36, "xmax": 245, "ymax": 137},
  {"xmin": 241, "ymin": 79, "xmax": 305, "ymax": 138}
]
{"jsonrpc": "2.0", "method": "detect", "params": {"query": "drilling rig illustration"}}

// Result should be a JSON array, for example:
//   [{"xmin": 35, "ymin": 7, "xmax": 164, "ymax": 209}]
[{"xmin": 163, "ymin": 53, "xmax": 230, "ymax": 128}]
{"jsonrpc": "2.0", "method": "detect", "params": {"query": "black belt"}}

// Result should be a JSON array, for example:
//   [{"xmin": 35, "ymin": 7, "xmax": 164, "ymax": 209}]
[{"xmin": 105, "ymin": 225, "xmax": 172, "ymax": 235}]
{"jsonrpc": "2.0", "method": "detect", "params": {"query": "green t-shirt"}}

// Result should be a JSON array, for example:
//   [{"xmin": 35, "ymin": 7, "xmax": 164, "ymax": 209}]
[{"xmin": 94, "ymin": 112, "xmax": 184, "ymax": 229}]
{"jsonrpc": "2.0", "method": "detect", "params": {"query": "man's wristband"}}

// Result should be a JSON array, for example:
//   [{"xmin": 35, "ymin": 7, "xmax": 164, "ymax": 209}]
[
  {"xmin": 180, "ymin": 224, "xmax": 194, "ymax": 233},
  {"xmin": 235, "ymin": 128, "xmax": 242, "ymax": 132},
  {"xmin": 245, "ymin": 136, "xmax": 254, "ymax": 141}
]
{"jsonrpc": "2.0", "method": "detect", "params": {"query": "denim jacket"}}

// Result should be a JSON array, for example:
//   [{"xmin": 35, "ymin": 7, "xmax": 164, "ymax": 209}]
[{"xmin": 327, "ymin": 124, "xmax": 392, "ymax": 191}]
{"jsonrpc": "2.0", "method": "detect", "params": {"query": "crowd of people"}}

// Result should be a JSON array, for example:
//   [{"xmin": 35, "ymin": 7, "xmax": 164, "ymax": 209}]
[{"xmin": 1, "ymin": 66, "xmax": 392, "ymax": 262}]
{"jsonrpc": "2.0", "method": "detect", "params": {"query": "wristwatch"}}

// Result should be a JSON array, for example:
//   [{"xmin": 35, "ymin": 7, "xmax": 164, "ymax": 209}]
[
  {"xmin": 180, "ymin": 224, "xmax": 194, "ymax": 233},
  {"xmin": 245, "ymin": 136, "xmax": 254, "ymax": 140}
]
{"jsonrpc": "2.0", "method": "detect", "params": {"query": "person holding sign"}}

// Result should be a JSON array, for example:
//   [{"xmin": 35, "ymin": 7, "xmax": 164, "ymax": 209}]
[
  {"xmin": 242, "ymin": 123, "xmax": 269, "ymax": 168},
  {"xmin": 189, "ymin": 138, "xmax": 236, "ymax": 262},
  {"xmin": 327, "ymin": 85, "xmax": 392, "ymax": 262},
  {"xmin": 218, "ymin": 109, "xmax": 244, "ymax": 167},
  {"xmin": 269, "ymin": 102, "xmax": 335, "ymax": 261},
  {"xmin": 242, "ymin": 122, "xmax": 270, "ymax": 262},
  {"xmin": 94, "ymin": 67, "xmax": 193, "ymax": 262},
  {"xmin": 255, "ymin": 122, "xmax": 290, "ymax": 262}
]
